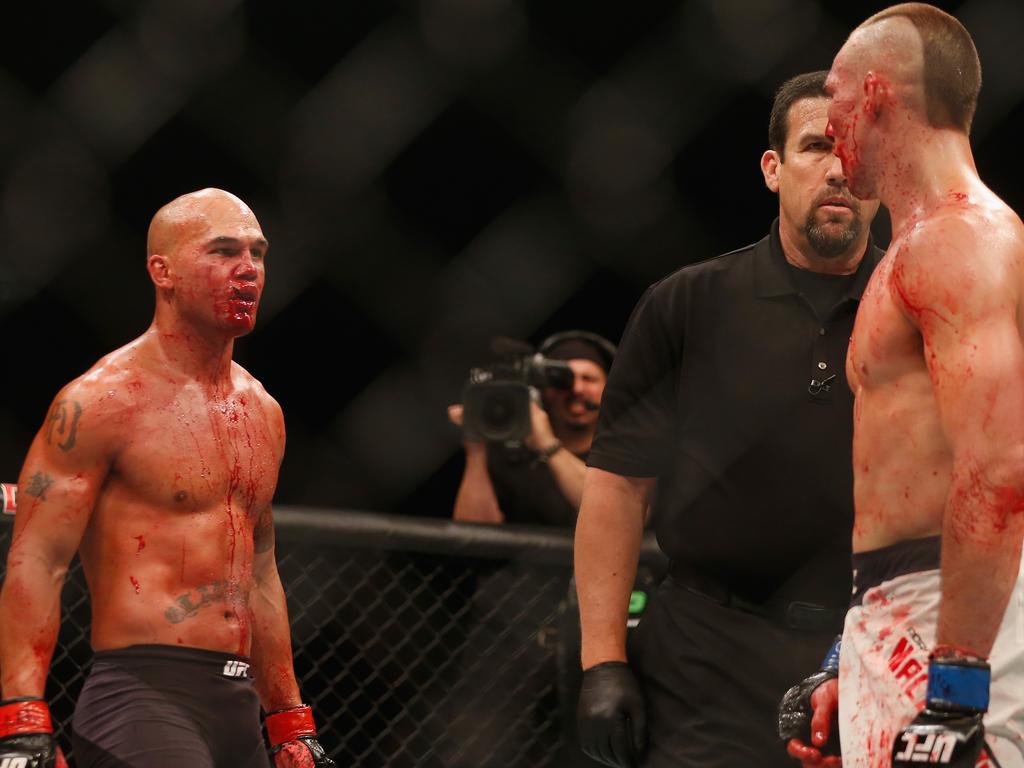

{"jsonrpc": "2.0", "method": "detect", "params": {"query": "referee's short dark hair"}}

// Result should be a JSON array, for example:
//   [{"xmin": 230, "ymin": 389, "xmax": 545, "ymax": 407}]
[{"xmin": 768, "ymin": 70, "xmax": 829, "ymax": 161}]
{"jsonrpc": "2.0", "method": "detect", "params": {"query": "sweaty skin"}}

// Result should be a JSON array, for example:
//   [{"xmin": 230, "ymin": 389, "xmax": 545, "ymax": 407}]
[
  {"xmin": 69, "ymin": 355, "xmax": 282, "ymax": 652},
  {"xmin": 828, "ymin": 14, "xmax": 1024, "ymax": 661},
  {"xmin": 0, "ymin": 189, "xmax": 302, "ymax": 712},
  {"xmin": 787, "ymin": 16, "xmax": 1024, "ymax": 766},
  {"xmin": 845, "ymin": 201, "xmax": 1021, "ymax": 551}
]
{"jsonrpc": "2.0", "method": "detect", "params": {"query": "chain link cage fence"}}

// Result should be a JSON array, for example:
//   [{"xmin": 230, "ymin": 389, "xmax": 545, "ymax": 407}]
[{"xmin": 0, "ymin": 507, "xmax": 666, "ymax": 767}]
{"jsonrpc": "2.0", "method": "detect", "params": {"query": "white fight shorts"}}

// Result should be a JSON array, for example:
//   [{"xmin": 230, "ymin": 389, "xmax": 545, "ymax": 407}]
[{"xmin": 839, "ymin": 536, "xmax": 1024, "ymax": 767}]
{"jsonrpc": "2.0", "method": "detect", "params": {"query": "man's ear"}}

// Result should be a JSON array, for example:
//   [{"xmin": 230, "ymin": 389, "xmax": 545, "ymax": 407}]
[
  {"xmin": 760, "ymin": 149, "xmax": 781, "ymax": 194},
  {"xmin": 863, "ymin": 71, "xmax": 887, "ymax": 119},
  {"xmin": 147, "ymin": 253, "xmax": 172, "ymax": 289}
]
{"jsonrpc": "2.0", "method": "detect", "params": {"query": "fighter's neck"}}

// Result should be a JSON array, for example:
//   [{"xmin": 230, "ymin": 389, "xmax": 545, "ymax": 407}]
[
  {"xmin": 143, "ymin": 320, "xmax": 236, "ymax": 386},
  {"xmin": 879, "ymin": 130, "xmax": 979, "ymax": 233}
]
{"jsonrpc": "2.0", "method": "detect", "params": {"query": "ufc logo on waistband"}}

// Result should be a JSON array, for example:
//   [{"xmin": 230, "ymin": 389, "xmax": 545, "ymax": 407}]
[
  {"xmin": 894, "ymin": 732, "xmax": 956, "ymax": 762},
  {"xmin": 0, "ymin": 757, "xmax": 29, "ymax": 768},
  {"xmin": 222, "ymin": 660, "xmax": 250, "ymax": 678}
]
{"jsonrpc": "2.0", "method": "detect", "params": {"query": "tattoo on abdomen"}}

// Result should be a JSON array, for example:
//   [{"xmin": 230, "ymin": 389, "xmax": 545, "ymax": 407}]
[
  {"xmin": 165, "ymin": 580, "xmax": 228, "ymax": 624},
  {"xmin": 45, "ymin": 399, "xmax": 82, "ymax": 452},
  {"xmin": 24, "ymin": 472, "xmax": 54, "ymax": 500}
]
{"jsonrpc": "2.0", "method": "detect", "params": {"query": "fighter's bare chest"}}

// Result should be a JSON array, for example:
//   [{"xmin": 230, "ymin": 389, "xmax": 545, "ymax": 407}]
[
  {"xmin": 848, "ymin": 255, "xmax": 923, "ymax": 390},
  {"xmin": 114, "ymin": 392, "xmax": 279, "ymax": 512}
]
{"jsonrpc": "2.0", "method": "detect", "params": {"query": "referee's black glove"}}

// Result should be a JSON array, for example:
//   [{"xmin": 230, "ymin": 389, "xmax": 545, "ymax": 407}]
[{"xmin": 577, "ymin": 661, "xmax": 646, "ymax": 768}]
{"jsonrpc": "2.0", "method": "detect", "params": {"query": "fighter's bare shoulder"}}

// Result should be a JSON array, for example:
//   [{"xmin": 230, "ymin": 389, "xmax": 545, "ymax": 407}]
[
  {"xmin": 891, "ymin": 199, "xmax": 1024, "ymax": 326},
  {"xmin": 38, "ymin": 341, "xmax": 155, "ymax": 459}
]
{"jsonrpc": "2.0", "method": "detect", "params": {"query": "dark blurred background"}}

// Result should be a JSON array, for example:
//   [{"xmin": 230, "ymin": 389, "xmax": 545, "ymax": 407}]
[{"xmin": 1, "ymin": 0, "xmax": 1021, "ymax": 515}]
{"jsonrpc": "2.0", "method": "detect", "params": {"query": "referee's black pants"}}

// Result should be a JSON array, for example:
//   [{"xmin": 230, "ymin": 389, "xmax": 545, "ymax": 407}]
[{"xmin": 630, "ymin": 575, "xmax": 837, "ymax": 768}]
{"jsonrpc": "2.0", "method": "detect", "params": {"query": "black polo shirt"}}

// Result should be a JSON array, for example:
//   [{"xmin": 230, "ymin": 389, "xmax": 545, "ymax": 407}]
[
  {"xmin": 589, "ymin": 219, "xmax": 883, "ymax": 607},
  {"xmin": 486, "ymin": 441, "xmax": 581, "ymax": 526}
]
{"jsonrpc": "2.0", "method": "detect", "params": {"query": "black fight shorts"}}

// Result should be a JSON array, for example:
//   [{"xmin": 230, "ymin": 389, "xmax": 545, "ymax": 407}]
[{"xmin": 72, "ymin": 644, "xmax": 271, "ymax": 768}]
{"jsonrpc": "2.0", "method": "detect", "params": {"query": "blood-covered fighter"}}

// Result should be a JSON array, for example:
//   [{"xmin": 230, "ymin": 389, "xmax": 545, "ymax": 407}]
[
  {"xmin": 0, "ymin": 189, "xmax": 334, "ymax": 767},
  {"xmin": 784, "ymin": 4, "xmax": 1024, "ymax": 766}
]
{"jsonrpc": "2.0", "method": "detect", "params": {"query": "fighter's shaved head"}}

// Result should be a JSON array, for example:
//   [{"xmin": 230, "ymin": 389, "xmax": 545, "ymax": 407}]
[
  {"xmin": 850, "ymin": 3, "xmax": 980, "ymax": 132},
  {"xmin": 837, "ymin": 15, "xmax": 926, "ymax": 110},
  {"xmin": 147, "ymin": 188, "xmax": 258, "ymax": 258}
]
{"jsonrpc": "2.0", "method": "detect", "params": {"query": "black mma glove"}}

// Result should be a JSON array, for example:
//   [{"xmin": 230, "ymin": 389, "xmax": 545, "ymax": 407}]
[
  {"xmin": 266, "ymin": 704, "xmax": 336, "ymax": 767},
  {"xmin": 893, "ymin": 650, "xmax": 990, "ymax": 767},
  {"xmin": 778, "ymin": 635, "xmax": 842, "ymax": 763},
  {"xmin": 0, "ymin": 697, "xmax": 68, "ymax": 768},
  {"xmin": 577, "ymin": 661, "xmax": 646, "ymax": 768}
]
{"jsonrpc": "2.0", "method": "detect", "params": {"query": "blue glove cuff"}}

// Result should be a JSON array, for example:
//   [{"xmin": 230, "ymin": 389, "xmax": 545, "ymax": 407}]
[
  {"xmin": 926, "ymin": 658, "xmax": 990, "ymax": 713},
  {"xmin": 820, "ymin": 635, "xmax": 842, "ymax": 674}
]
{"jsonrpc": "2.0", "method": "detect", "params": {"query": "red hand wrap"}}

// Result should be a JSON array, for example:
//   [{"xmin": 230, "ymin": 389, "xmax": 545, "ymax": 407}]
[
  {"xmin": 0, "ymin": 699, "xmax": 54, "ymax": 737},
  {"xmin": 266, "ymin": 705, "xmax": 316, "ymax": 746}
]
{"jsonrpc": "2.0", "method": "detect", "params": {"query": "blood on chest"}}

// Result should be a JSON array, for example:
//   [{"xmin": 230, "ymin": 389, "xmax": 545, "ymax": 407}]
[
  {"xmin": 116, "ymin": 398, "xmax": 279, "ymax": 516},
  {"xmin": 849, "ymin": 259, "xmax": 924, "ymax": 391}
]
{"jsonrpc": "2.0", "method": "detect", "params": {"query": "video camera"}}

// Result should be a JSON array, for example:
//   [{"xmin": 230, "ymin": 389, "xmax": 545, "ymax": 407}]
[{"xmin": 462, "ymin": 341, "xmax": 574, "ymax": 443}]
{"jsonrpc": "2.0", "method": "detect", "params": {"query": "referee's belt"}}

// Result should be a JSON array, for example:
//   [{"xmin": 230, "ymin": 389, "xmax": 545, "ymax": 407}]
[{"xmin": 669, "ymin": 561, "xmax": 844, "ymax": 634}]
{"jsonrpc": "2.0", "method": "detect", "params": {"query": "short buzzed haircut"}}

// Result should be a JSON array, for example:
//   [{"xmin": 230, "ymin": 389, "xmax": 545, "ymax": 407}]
[
  {"xmin": 865, "ymin": 3, "xmax": 981, "ymax": 133},
  {"xmin": 768, "ymin": 71, "xmax": 828, "ymax": 161}
]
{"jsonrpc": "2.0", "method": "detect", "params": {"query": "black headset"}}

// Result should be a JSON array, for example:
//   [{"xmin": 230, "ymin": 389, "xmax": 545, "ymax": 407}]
[{"xmin": 537, "ymin": 330, "xmax": 617, "ymax": 371}]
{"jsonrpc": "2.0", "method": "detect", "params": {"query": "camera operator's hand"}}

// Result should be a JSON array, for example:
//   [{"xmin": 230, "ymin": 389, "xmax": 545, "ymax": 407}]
[
  {"xmin": 448, "ymin": 403, "xmax": 487, "ymax": 448},
  {"xmin": 447, "ymin": 404, "xmax": 467, "ymax": 430},
  {"xmin": 523, "ymin": 400, "xmax": 560, "ymax": 455}
]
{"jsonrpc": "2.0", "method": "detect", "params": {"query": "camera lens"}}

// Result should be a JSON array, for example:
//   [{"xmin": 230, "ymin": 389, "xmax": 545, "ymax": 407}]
[
  {"xmin": 462, "ymin": 380, "xmax": 531, "ymax": 443},
  {"xmin": 481, "ymin": 392, "xmax": 517, "ymax": 433}
]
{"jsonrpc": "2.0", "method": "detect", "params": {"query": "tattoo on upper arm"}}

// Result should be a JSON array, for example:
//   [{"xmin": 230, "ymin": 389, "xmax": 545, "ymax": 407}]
[
  {"xmin": 254, "ymin": 508, "xmax": 275, "ymax": 554},
  {"xmin": 45, "ymin": 400, "xmax": 82, "ymax": 452},
  {"xmin": 24, "ymin": 472, "xmax": 54, "ymax": 500}
]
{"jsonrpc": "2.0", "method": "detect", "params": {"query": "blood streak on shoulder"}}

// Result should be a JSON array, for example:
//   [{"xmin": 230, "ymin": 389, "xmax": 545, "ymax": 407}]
[{"xmin": 891, "ymin": 260, "xmax": 956, "ymax": 329}]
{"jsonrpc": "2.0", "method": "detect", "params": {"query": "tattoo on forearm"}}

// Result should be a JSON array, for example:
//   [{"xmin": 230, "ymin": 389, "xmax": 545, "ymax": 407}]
[
  {"xmin": 45, "ymin": 399, "xmax": 82, "ymax": 452},
  {"xmin": 24, "ymin": 472, "xmax": 54, "ymax": 500},
  {"xmin": 165, "ymin": 580, "xmax": 228, "ymax": 624}
]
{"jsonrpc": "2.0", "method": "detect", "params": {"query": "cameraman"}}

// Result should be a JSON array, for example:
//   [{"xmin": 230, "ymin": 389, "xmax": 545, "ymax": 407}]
[{"xmin": 449, "ymin": 331, "xmax": 614, "ymax": 526}]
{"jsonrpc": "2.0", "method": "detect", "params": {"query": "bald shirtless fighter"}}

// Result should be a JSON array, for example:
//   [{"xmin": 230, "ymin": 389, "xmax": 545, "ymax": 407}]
[
  {"xmin": 780, "ymin": 4, "xmax": 1024, "ymax": 768},
  {"xmin": 0, "ymin": 189, "xmax": 335, "ymax": 767}
]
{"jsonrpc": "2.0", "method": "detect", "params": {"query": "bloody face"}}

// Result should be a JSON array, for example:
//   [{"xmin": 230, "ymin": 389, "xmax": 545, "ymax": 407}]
[
  {"xmin": 825, "ymin": 54, "xmax": 875, "ymax": 201},
  {"xmin": 171, "ymin": 204, "xmax": 268, "ymax": 338}
]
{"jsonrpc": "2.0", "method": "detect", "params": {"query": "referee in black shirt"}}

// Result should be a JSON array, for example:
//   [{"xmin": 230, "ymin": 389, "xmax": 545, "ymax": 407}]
[{"xmin": 574, "ymin": 71, "xmax": 884, "ymax": 768}]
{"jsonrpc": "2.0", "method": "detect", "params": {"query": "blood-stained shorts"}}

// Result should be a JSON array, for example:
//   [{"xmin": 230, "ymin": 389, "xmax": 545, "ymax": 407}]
[
  {"xmin": 839, "ymin": 536, "xmax": 1024, "ymax": 767},
  {"xmin": 72, "ymin": 644, "xmax": 271, "ymax": 768}
]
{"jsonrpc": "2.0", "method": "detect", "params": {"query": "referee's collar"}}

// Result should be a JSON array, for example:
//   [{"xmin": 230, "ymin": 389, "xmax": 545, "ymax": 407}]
[{"xmin": 754, "ymin": 217, "xmax": 882, "ymax": 301}]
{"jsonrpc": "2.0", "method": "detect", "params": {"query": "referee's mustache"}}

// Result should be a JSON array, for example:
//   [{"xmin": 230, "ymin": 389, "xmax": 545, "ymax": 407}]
[{"xmin": 815, "ymin": 189, "xmax": 861, "ymax": 214}]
